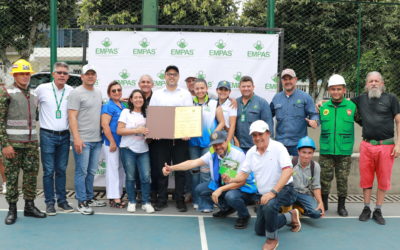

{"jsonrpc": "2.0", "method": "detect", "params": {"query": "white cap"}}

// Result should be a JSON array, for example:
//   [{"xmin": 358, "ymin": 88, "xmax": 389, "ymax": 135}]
[
  {"xmin": 328, "ymin": 74, "xmax": 346, "ymax": 87},
  {"xmin": 249, "ymin": 120, "xmax": 270, "ymax": 135},
  {"xmin": 82, "ymin": 64, "xmax": 96, "ymax": 74},
  {"xmin": 281, "ymin": 68, "xmax": 296, "ymax": 78}
]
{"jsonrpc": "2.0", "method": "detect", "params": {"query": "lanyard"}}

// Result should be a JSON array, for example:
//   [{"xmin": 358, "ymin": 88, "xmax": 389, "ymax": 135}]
[{"xmin": 52, "ymin": 83, "xmax": 65, "ymax": 119}]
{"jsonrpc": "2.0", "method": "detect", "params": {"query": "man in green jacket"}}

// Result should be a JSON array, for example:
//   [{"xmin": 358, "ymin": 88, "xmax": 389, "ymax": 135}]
[{"xmin": 319, "ymin": 74, "xmax": 356, "ymax": 216}]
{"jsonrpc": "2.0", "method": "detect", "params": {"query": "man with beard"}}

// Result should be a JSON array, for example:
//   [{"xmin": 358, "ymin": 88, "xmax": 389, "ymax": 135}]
[{"xmin": 353, "ymin": 71, "xmax": 400, "ymax": 225}]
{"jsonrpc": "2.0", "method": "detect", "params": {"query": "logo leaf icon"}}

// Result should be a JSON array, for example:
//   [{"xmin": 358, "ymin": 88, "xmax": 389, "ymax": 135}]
[
  {"xmin": 233, "ymin": 72, "xmax": 242, "ymax": 82},
  {"xmin": 102, "ymin": 37, "xmax": 111, "ymax": 48},
  {"xmin": 140, "ymin": 38, "xmax": 149, "ymax": 48},
  {"xmin": 254, "ymin": 40, "xmax": 264, "ymax": 51},
  {"xmin": 215, "ymin": 39, "xmax": 226, "ymax": 49},
  {"xmin": 157, "ymin": 70, "xmax": 165, "ymax": 80},
  {"xmin": 177, "ymin": 39, "xmax": 188, "ymax": 48},
  {"xmin": 119, "ymin": 69, "xmax": 130, "ymax": 79},
  {"xmin": 197, "ymin": 71, "xmax": 206, "ymax": 80}
]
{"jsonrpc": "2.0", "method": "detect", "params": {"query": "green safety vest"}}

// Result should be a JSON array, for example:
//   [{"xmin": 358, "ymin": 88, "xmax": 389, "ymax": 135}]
[{"xmin": 319, "ymin": 98, "xmax": 355, "ymax": 155}]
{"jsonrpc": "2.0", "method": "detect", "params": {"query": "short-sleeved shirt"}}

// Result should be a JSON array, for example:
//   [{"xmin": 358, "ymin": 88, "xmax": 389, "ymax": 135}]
[
  {"xmin": 118, "ymin": 109, "xmax": 148, "ymax": 153},
  {"xmin": 67, "ymin": 85, "xmax": 102, "ymax": 142},
  {"xmin": 292, "ymin": 161, "xmax": 321, "ymax": 195},
  {"xmin": 219, "ymin": 99, "xmax": 237, "ymax": 128},
  {"xmin": 270, "ymin": 89, "xmax": 319, "ymax": 146},
  {"xmin": 235, "ymin": 94, "xmax": 274, "ymax": 149},
  {"xmin": 101, "ymin": 99, "xmax": 125, "ymax": 146},
  {"xmin": 352, "ymin": 93, "xmax": 400, "ymax": 140},
  {"xmin": 149, "ymin": 86, "xmax": 193, "ymax": 107},
  {"xmin": 239, "ymin": 139, "xmax": 292, "ymax": 194},
  {"xmin": 35, "ymin": 82, "xmax": 73, "ymax": 131}
]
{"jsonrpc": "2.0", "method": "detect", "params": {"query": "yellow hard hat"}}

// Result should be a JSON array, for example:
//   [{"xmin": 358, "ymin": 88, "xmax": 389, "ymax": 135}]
[{"xmin": 9, "ymin": 59, "xmax": 34, "ymax": 75}]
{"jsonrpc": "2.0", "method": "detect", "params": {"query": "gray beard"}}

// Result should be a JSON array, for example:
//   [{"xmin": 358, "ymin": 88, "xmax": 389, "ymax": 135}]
[{"xmin": 368, "ymin": 88, "xmax": 382, "ymax": 99}]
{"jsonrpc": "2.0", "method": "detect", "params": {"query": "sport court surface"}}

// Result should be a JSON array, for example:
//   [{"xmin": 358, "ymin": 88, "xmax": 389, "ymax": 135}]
[{"xmin": 1, "ymin": 209, "xmax": 399, "ymax": 250}]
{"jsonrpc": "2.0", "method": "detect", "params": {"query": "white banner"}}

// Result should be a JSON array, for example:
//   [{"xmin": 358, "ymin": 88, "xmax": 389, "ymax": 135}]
[{"xmin": 88, "ymin": 31, "xmax": 279, "ymax": 101}]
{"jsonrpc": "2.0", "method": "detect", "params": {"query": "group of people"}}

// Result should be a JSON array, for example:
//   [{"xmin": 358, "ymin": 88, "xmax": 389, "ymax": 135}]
[{"xmin": 1, "ymin": 58, "xmax": 399, "ymax": 250}]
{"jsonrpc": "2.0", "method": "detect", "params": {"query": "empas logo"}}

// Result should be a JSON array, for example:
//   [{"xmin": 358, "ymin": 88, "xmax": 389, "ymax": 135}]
[
  {"xmin": 196, "ymin": 71, "xmax": 213, "ymax": 88},
  {"xmin": 95, "ymin": 37, "xmax": 119, "ymax": 55},
  {"xmin": 154, "ymin": 70, "xmax": 166, "ymax": 87},
  {"xmin": 230, "ymin": 72, "xmax": 242, "ymax": 89},
  {"xmin": 264, "ymin": 75, "xmax": 278, "ymax": 90},
  {"xmin": 209, "ymin": 39, "xmax": 232, "ymax": 57},
  {"xmin": 171, "ymin": 39, "xmax": 194, "ymax": 56},
  {"xmin": 247, "ymin": 40, "xmax": 271, "ymax": 58},
  {"xmin": 116, "ymin": 69, "xmax": 136, "ymax": 86},
  {"xmin": 133, "ymin": 38, "xmax": 156, "ymax": 56}
]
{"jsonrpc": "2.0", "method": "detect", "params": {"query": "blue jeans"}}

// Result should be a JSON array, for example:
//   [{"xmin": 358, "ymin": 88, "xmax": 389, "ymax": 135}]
[
  {"xmin": 72, "ymin": 141, "xmax": 102, "ymax": 203},
  {"xmin": 189, "ymin": 146, "xmax": 210, "ymax": 205},
  {"xmin": 40, "ymin": 129, "xmax": 70, "ymax": 205},
  {"xmin": 295, "ymin": 192, "xmax": 322, "ymax": 219},
  {"xmin": 195, "ymin": 182, "xmax": 255, "ymax": 217},
  {"xmin": 120, "ymin": 148, "xmax": 151, "ymax": 204},
  {"xmin": 255, "ymin": 184, "xmax": 297, "ymax": 239},
  {"xmin": 285, "ymin": 145, "xmax": 298, "ymax": 156}
]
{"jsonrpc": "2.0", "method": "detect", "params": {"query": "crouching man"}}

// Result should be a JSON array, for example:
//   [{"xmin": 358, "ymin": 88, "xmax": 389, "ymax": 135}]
[
  {"xmin": 223, "ymin": 120, "xmax": 300, "ymax": 250},
  {"xmin": 163, "ymin": 130, "xmax": 257, "ymax": 229}
]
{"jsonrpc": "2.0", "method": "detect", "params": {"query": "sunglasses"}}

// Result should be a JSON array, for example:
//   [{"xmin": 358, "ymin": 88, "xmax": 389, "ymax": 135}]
[
  {"xmin": 166, "ymin": 72, "xmax": 178, "ymax": 77},
  {"xmin": 111, "ymin": 89, "xmax": 122, "ymax": 93},
  {"xmin": 55, "ymin": 71, "xmax": 69, "ymax": 75}
]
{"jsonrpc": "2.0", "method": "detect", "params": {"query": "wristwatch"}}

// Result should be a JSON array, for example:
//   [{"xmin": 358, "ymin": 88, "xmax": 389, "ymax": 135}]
[{"xmin": 270, "ymin": 188, "xmax": 278, "ymax": 196}]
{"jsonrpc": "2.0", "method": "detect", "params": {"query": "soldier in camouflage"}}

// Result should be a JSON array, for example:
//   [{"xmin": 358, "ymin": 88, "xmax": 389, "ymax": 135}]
[
  {"xmin": 0, "ymin": 59, "xmax": 46, "ymax": 225},
  {"xmin": 319, "ymin": 74, "xmax": 356, "ymax": 217}
]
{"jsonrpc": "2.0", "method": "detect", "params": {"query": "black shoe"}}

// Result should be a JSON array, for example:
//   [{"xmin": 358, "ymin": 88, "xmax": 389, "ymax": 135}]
[
  {"xmin": 154, "ymin": 202, "xmax": 168, "ymax": 211},
  {"xmin": 213, "ymin": 208, "xmax": 235, "ymax": 218},
  {"xmin": 176, "ymin": 200, "xmax": 187, "ymax": 212},
  {"xmin": 58, "ymin": 202, "xmax": 74, "ymax": 212},
  {"xmin": 359, "ymin": 206, "xmax": 371, "ymax": 221},
  {"xmin": 372, "ymin": 208, "xmax": 386, "ymax": 225},
  {"xmin": 337, "ymin": 197, "xmax": 348, "ymax": 217},
  {"xmin": 234, "ymin": 215, "xmax": 250, "ymax": 229},
  {"xmin": 322, "ymin": 194, "xmax": 329, "ymax": 211},
  {"xmin": 24, "ymin": 200, "xmax": 47, "ymax": 218},
  {"xmin": 46, "ymin": 204, "xmax": 56, "ymax": 216},
  {"xmin": 5, "ymin": 203, "xmax": 17, "ymax": 225}
]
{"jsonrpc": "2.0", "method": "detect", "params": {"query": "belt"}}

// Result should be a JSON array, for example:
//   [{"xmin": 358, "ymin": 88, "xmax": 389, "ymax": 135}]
[
  {"xmin": 40, "ymin": 128, "xmax": 70, "ymax": 136},
  {"xmin": 192, "ymin": 170, "xmax": 200, "ymax": 174},
  {"xmin": 363, "ymin": 138, "xmax": 394, "ymax": 145}
]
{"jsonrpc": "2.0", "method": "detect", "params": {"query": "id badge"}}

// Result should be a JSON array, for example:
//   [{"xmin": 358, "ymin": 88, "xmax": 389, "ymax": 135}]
[
  {"xmin": 55, "ymin": 110, "xmax": 62, "ymax": 119},
  {"xmin": 240, "ymin": 114, "xmax": 245, "ymax": 122}
]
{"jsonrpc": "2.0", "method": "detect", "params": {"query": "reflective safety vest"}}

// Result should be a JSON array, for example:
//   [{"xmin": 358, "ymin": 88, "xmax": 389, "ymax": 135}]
[{"xmin": 4, "ymin": 84, "xmax": 38, "ymax": 143}]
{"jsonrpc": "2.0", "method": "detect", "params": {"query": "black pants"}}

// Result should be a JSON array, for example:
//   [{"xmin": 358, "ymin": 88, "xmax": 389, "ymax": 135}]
[{"xmin": 149, "ymin": 139, "xmax": 189, "ymax": 204}]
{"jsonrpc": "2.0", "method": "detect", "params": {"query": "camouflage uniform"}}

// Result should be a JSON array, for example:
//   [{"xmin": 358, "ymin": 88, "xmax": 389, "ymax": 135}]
[
  {"xmin": 0, "ymin": 85, "xmax": 39, "ymax": 203},
  {"xmin": 319, "ymin": 155, "xmax": 352, "ymax": 197}
]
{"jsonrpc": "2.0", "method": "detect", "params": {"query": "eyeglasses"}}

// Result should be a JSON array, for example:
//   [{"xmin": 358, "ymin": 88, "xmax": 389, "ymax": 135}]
[
  {"xmin": 55, "ymin": 71, "xmax": 69, "ymax": 75},
  {"xmin": 111, "ymin": 89, "xmax": 122, "ymax": 93},
  {"xmin": 166, "ymin": 72, "xmax": 178, "ymax": 77}
]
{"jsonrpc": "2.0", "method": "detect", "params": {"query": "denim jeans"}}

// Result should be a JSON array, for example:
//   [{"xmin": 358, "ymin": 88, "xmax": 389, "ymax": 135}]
[
  {"xmin": 255, "ymin": 184, "xmax": 297, "ymax": 239},
  {"xmin": 195, "ymin": 182, "xmax": 255, "ymax": 217},
  {"xmin": 40, "ymin": 129, "xmax": 70, "ymax": 205},
  {"xmin": 189, "ymin": 146, "xmax": 210, "ymax": 205},
  {"xmin": 120, "ymin": 148, "xmax": 151, "ymax": 204},
  {"xmin": 72, "ymin": 141, "xmax": 102, "ymax": 203},
  {"xmin": 295, "ymin": 192, "xmax": 322, "ymax": 219},
  {"xmin": 285, "ymin": 145, "xmax": 298, "ymax": 156}
]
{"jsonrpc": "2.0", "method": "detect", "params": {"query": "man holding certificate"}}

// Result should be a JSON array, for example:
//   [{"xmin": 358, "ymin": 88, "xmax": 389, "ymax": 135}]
[
  {"xmin": 162, "ymin": 130, "xmax": 257, "ymax": 229},
  {"xmin": 149, "ymin": 65, "xmax": 193, "ymax": 212}
]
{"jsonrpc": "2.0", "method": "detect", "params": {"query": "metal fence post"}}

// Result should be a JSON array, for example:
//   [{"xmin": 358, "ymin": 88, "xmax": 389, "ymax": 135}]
[
  {"xmin": 142, "ymin": 0, "xmax": 158, "ymax": 31},
  {"xmin": 267, "ymin": 0, "xmax": 275, "ymax": 30},
  {"xmin": 356, "ymin": 2, "xmax": 362, "ymax": 95},
  {"xmin": 50, "ymin": 0, "xmax": 57, "ymax": 74}
]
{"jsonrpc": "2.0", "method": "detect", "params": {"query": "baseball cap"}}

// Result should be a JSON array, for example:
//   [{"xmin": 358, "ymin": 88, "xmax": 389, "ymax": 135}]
[
  {"xmin": 185, "ymin": 76, "xmax": 196, "ymax": 82},
  {"xmin": 82, "ymin": 64, "xmax": 96, "ymax": 74},
  {"xmin": 216, "ymin": 80, "xmax": 231, "ymax": 91},
  {"xmin": 165, "ymin": 65, "xmax": 179, "ymax": 73},
  {"xmin": 249, "ymin": 120, "xmax": 270, "ymax": 135},
  {"xmin": 281, "ymin": 68, "xmax": 296, "ymax": 78},
  {"xmin": 209, "ymin": 131, "xmax": 227, "ymax": 146}
]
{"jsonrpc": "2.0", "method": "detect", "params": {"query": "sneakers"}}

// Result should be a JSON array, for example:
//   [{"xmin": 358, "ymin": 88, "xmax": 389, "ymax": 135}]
[
  {"xmin": 142, "ymin": 203, "xmax": 155, "ymax": 213},
  {"xmin": 213, "ymin": 208, "xmax": 235, "ymax": 218},
  {"xmin": 359, "ymin": 206, "xmax": 371, "ymax": 221},
  {"xmin": 87, "ymin": 199, "xmax": 106, "ymax": 207},
  {"xmin": 372, "ymin": 208, "xmax": 385, "ymax": 225},
  {"xmin": 127, "ymin": 203, "xmax": 136, "ymax": 213},
  {"xmin": 154, "ymin": 202, "xmax": 168, "ymax": 211},
  {"xmin": 201, "ymin": 209, "xmax": 213, "ymax": 213},
  {"xmin": 176, "ymin": 200, "xmax": 188, "ymax": 212},
  {"xmin": 193, "ymin": 204, "xmax": 199, "ymax": 210},
  {"xmin": 290, "ymin": 209, "xmax": 301, "ymax": 232},
  {"xmin": 58, "ymin": 202, "xmax": 74, "ymax": 213},
  {"xmin": 234, "ymin": 215, "xmax": 250, "ymax": 229},
  {"xmin": 46, "ymin": 204, "xmax": 56, "ymax": 216},
  {"xmin": 2, "ymin": 182, "xmax": 6, "ymax": 194},
  {"xmin": 77, "ymin": 201, "xmax": 94, "ymax": 215}
]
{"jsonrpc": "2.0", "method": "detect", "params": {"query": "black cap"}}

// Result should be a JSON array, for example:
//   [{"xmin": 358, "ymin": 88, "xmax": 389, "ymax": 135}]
[
  {"xmin": 165, "ymin": 65, "xmax": 179, "ymax": 73},
  {"xmin": 209, "ymin": 131, "xmax": 228, "ymax": 146}
]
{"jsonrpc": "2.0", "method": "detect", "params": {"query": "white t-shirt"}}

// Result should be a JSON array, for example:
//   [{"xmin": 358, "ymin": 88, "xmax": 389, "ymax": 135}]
[
  {"xmin": 149, "ymin": 86, "xmax": 193, "ymax": 106},
  {"xmin": 239, "ymin": 139, "xmax": 293, "ymax": 194},
  {"xmin": 118, "ymin": 109, "xmax": 149, "ymax": 153},
  {"xmin": 219, "ymin": 99, "xmax": 237, "ymax": 128},
  {"xmin": 35, "ymin": 82, "xmax": 73, "ymax": 131}
]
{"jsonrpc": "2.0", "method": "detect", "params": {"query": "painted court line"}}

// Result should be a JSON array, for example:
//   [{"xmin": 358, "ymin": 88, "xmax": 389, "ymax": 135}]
[{"xmin": 198, "ymin": 216, "xmax": 209, "ymax": 250}]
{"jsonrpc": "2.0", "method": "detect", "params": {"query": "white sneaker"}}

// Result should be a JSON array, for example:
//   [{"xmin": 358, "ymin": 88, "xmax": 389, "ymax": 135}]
[
  {"xmin": 2, "ymin": 182, "xmax": 6, "ymax": 194},
  {"xmin": 201, "ymin": 209, "xmax": 213, "ymax": 213},
  {"xmin": 142, "ymin": 203, "xmax": 155, "ymax": 213},
  {"xmin": 193, "ymin": 204, "xmax": 199, "ymax": 210},
  {"xmin": 77, "ymin": 201, "xmax": 94, "ymax": 215},
  {"xmin": 87, "ymin": 199, "xmax": 106, "ymax": 207},
  {"xmin": 127, "ymin": 202, "xmax": 136, "ymax": 213}
]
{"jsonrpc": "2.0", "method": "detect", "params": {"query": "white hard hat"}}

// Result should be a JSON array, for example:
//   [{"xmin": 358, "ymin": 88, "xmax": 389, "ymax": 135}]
[{"xmin": 328, "ymin": 74, "xmax": 346, "ymax": 87}]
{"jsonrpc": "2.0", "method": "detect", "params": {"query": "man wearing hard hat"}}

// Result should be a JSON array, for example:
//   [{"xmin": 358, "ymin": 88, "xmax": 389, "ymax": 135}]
[
  {"xmin": 319, "ymin": 74, "xmax": 356, "ymax": 217},
  {"xmin": 0, "ymin": 59, "xmax": 46, "ymax": 225}
]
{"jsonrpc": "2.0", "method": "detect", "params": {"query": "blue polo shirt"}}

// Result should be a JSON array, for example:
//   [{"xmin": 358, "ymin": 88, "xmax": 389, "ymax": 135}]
[
  {"xmin": 270, "ymin": 89, "xmax": 319, "ymax": 146},
  {"xmin": 101, "ymin": 100, "xmax": 126, "ymax": 146},
  {"xmin": 235, "ymin": 94, "xmax": 274, "ymax": 149}
]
